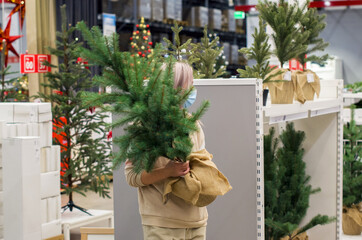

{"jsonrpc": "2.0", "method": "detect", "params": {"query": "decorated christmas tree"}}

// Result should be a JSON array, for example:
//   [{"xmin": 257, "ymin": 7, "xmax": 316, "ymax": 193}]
[
  {"xmin": 76, "ymin": 22, "xmax": 209, "ymax": 172},
  {"xmin": 257, "ymin": 0, "xmax": 309, "ymax": 68},
  {"xmin": 130, "ymin": 17, "xmax": 153, "ymax": 58},
  {"xmin": 237, "ymin": 19, "xmax": 280, "ymax": 83},
  {"xmin": 264, "ymin": 123, "xmax": 334, "ymax": 239},
  {"xmin": 37, "ymin": 5, "xmax": 112, "ymax": 213},
  {"xmin": 189, "ymin": 26, "xmax": 226, "ymax": 79},
  {"xmin": 297, "ymin": 3, "xmax": 329, "ymax": 68},
  {"xmin": 343, "ymin": 105, "xmax": 362, "ymax": 207},
  {"xmin": 163, "ymin": 22, "xmax": 192, "ymax": 61}
]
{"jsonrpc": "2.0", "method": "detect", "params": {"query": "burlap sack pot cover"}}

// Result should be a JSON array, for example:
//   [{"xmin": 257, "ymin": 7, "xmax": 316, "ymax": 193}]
[
  {"xmin": 294, "ymin": 70, "xmax": 321, "ymax": 102},
  {"xmin": 342, "ymin": 205, "xmax": 362, "ymax": 235},
  {"xmin": 279, "ymin": 231, "xmax": 308, "ymax": 240},
  {"xmin": 163, "ymin": 149, "xmax": 232, "ymax": 207},
  {"xmin": 266, "ymin": 68, "xmax": 295, "ymax": 104}
]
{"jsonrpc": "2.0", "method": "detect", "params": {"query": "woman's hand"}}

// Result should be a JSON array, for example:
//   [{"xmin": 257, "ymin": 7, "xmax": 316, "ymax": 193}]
[{"xmin": 164, "ymin": 160, "xmax": 190, "ymax": 177}]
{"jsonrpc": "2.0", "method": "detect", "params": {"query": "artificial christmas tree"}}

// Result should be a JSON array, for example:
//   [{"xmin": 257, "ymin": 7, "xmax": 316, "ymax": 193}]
[
  {"xmin": 37, "ymin": 5, "xmax": 112, "ymax": 214},
  {"xmin": 208, "ymin": 32, "xmax": 229, "ymax": 78},
  {"xmin": 189, "ymin": 26, "xmax": 226, "ymax": 79},
  {"xmin": 342, "ymin": 105, "xmax": 362, "ymax": 235},
  {"xmin": 264, "ymin": 123, "xmax": 334, "ymax": 239},
  {"xmin": 76, "ymin": 22, "xmax": 209, "ymax": 173},
  {"xmin": 130, "ymin": 17, "xmax": 153, "ymax": 58},
  {"xmin": 163, "ymin": 22, "xmax": 192, "ymax": 61}
]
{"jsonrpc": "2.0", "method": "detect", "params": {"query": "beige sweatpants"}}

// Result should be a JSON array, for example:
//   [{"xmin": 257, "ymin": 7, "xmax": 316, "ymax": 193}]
[{"xmin": 142, "ymin": 225, "xmax": 206, "ymax": 240}]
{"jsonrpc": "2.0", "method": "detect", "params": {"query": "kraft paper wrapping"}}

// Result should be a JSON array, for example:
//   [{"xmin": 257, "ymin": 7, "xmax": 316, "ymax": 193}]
[
  {"xmin": 266, "ymin": 68, "xmax": 295, "ymax": 104},
  {"xmin": 342, "ymin": 205, "xmax": 362, "ymax": 235},
  {"xmin": 295, "ymin": 70, "xmax": 321, "ymax": 102},
  {"xmin": 163, "ymin": 149, "xmax": 232, "ymax": 207},
  {"xmin": 280, "ymin": 231, "xmax": 308, "ymax": 240}
]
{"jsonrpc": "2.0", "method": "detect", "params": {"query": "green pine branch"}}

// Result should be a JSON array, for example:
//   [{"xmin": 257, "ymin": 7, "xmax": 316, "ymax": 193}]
[{"xmin": 163, "ymin": 22, "xmax": 192, "ymax": 60}]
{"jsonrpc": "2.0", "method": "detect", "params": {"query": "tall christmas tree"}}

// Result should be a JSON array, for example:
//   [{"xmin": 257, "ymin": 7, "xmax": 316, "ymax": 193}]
[
  {"xmin": 297, "ymin": 3, "xmax": 329, "ymax": 68},
  {"xmin": 189, "ymin": 26, "xmax": 226, "ymax": 79},
  {"xmin": 163, "ymin": 22, "xmax": 192, "ymax": 61},
  {"xmin": 37, "ymin": 5, "xmax": 112, "ymax": 213},
  {"xmin": 130, "ymin": 17, "xmax": 153, "ymax": 58},
  {"xmin": 257, "ymin": 0, "xmax": 309, "ymax": 68},
  {"xmin": 343, "ymin": 105, "xmax": 362, "ymax": 207},
  {"xmin": 76, "ymin": 22, "xmax": 210, "ymax": 172},
  {"xmin": 264, "ymin": 123, "xmax": 334, "ymax": 239},
  {"xmin": 237, "ymin": 19, "xmax": 280, "ymax": 83}
]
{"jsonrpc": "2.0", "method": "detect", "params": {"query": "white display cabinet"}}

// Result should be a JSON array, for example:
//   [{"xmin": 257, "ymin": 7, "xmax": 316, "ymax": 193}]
[{"xmin": 112, "ymin": 79, "xmax": 343, "ymax": 240}]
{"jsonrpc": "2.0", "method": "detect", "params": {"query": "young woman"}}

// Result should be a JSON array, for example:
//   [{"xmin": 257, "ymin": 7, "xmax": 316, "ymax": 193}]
[{"xmin": 124, "ymin": 62, "xmax": 207, "ymax": 240}]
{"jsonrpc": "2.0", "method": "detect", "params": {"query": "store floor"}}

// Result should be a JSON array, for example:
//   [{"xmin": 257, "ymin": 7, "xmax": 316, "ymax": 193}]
[{"xmin": 61, "ymin": 182, "xmax": 114, "ymax": 240}]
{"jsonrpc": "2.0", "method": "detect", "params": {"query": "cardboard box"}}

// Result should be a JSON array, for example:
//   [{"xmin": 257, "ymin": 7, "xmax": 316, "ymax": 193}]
[
  {"xmin": 209, "ymin": 9, "xmax": 222, "ymax": 30},
  {"xmin": 3, "ymin": 137, "xmax": 41, "ymax": 240},
  {"xmin": 222, "ymin": 9, "xmax": 235, "ymax": 32},
  {"xmin": 174, "ymin": 0, "xmax": 182, "ymax": 21},
  {"xmin": 0, "ymin": 103, "xmax": 14, "ymax": 122},
  {"xmin": 41, "ymin": 220, "xmax": 62, "ymax": 240},
  {"xmin": 151, "ymin": 0, "xmax": 163, "ymax": 21},
  {"xmin": 164, "ymin": 0, "xmax": 175, "ymax": 20},
  {"xmin": 40, "ymin": 171, "xmax": 60, "ymax": 199},
  {"xmin": 188, "ymin": 6, "xmax": 208, "ymax": 28},
  {"xmin": 13, "ymin": 103, "xmax": 51, "ymax": 123}
]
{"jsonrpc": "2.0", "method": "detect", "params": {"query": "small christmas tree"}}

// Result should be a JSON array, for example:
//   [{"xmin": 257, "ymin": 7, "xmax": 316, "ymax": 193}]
[
  {"xmin": 130, "ymin": 17, "xmax": 153, "ymax": 58},
  {"xmin": 208, "ymin": 32, "xmax": 229, "ymax": 77},
  {"xmin": 37, "ymin": 5, "xmax": 112, "ymax": 213},
  {"xmin": 189, "ymin": 26, "xmax": 226, "ymax": 79},
  {"xmin": 76, "ymin": 22, "xmax": 210, "ymax": 173},
  {"xmin": 264, "ymin": 123, "xmax": 334, "ymax": 239},
  {"xmin": 0, "ymin": 42, "xmax": 18, "ymax": 102},
  {"xmin": 163, "ymin": 22, "xmax": 192, "ymax": 61},
  {"xmin": 297, "ymin": 3, "xmax": 329, "ymax": 68},
  {"xmin": 237, "ymin": 19, "xmax": 280, "ymax": 83},
  {"xmin": 343, "ymin": 105, "xmax": 362, "ymax": 207},
  {"xmin": 257, "ymin": 0, "xmax": 309, "ymax": 68}
]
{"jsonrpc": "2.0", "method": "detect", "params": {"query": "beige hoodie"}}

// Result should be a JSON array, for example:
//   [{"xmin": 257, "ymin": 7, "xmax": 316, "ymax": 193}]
[{"xmin": 124, "ymin": 122, "xmax": 208, "ymax": 228}]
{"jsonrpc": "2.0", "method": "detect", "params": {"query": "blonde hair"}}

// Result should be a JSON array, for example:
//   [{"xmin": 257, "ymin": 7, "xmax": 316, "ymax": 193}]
[{"xmin": 173, "ymin": 62, "xmax": 194, "ymax": 89}]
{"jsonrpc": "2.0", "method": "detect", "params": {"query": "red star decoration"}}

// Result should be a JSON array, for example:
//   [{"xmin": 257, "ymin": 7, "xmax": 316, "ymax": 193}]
[
  {"xmin": 0, "ymin": 18, "xmax": 22, "ymax": 66},
  {"xmin": 1, "ymin": 0, "xmax": 26, "ymax": 30}
]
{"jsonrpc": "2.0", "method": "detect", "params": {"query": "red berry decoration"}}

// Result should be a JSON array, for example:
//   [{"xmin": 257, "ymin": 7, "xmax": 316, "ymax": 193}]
[
  {"xmin": 142, "ymin": 54, "xmax": 146, "ymax": 57},
  {"xmin": 138, "ymin": 51, "xmax": 142, "ymax": 55},
  {"xmin": 148, "ymin": 42, "xmax": 153, "ymax": 46}
]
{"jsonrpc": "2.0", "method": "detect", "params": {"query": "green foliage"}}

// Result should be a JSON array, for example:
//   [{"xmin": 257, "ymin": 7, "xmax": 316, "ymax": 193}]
[
  {"xmin": 163, "ymin": 22, "xmax": 192, "ymax": 61},
  {"xmin": 0, "ymin": 42, "xmax": 18, "ymax": 102},
  {"xmin": 343, "ymin": 105, "xmax": 362, "ymax": 207},
  {"xmin": 36, "ymin": 5, "xmax": 112, "ymax": 202},
  {"xmin": 189, "ymin": 26, "xmax": 226, "ymax": 79},
  {"xmin": 76, "ymin": 22, "xmax": 210, "ymax": 173},
  {"xmin": 257, "ymin": 0, "xmax": 309, "ymax": 67},
  {"xmin": 237, "ymin": 19, "xmax": 280, "ymax": 83},
  {"xmin": 264, "ymin": 123, "xmax": 334, "ymax": 239},
  {"xmin": 345, "ymin": 82, "xmax": 362, "ymax": 93},
  {"xmin": 297, "ymin": 4, "xmax": 329, "ymax": 67}
]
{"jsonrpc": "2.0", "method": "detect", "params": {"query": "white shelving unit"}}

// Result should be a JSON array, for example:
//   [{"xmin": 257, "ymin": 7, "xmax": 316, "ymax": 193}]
[{"xmin": 113, "ymin": 79, "xmax": 343, "ymax": 240}]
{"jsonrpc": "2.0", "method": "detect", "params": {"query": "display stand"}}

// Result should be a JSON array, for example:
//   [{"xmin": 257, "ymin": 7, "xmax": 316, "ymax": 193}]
[
  {"xmin": 112, "ymin": 78, "xmax": 343, "ymax": 240},
  {"xmin": 61, "ymin": 209, "xmax": 113, "ymax": 240}
]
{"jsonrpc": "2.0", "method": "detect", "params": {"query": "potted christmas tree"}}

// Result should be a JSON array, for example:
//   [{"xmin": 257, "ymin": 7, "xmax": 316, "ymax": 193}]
[
  {"xmin": 343, "ymin": 105, "xmax": 362, "ymax": 235},
  {"xmin": 293, "ymin": 3, "xmax": 329, "ymax": 102},
  {"xmin": 264, "ymin": 123, "xmax": 334, "ymax": 239},
  {"xmin": 257, "ymin": 0, "xmax": 309, "ymax": 104},
  {"xmin": 37, "ymin": 5, "xmax": 113, "ymax": 214},
  {"xmin": 237, "ymin": 19, "xmax": 281, "ymax": 106}
]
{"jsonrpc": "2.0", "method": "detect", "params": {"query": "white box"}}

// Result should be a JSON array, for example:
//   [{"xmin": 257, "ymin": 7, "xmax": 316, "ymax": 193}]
[
  {"xmin": 0, "ymin": 145, "xmax": 2, "ymax": 168},
  {"xmin": 41, "ymin": 199, "xmax": 47, "ymax": 224},
  {"xmin": 0, "ymin": 191, "xmax": 3, "ymax": 215},
  {"xmin": 0, "ymin": 168, "xmax": 2, "ymax": 191},
  {"xmin": 51, "ymin": 145, "xmax": 60, "ymax": 172},
  {"xmin": 40, "ymin": 171, "xmax": 60, "ymax": 199},
  {"xmin": 13, "ymin": 103, "xmax": 51, "ymax": 123},
  {"xmin": 0, "ymin": 103, "xmax": 14, "ymax": 122},
  {"xmin": 41, "ymin": 220, "xmax": 61, "ymax": 240},
  {"xmin": 27, "ymin": 123, "xmax": 39, "ymax": 136},
  {"xmin": 0, "ymin": 121, "xmax": 7, "ymax": 144},
  {"xmin": 47, "ymin": 197, "xmax": 57, "ymax": 222},
  {"xmin": 3, "ymin": 137, "xmax": 41, "ymax": 240},
  {"xmin": 6, "ymin": 123, "xmax": 17, "ymax": 138},
  {"xmin": 40, "ymin": 147, "xmax": 51, "ymax": 173},
  {"xmin": 16, "ymin": 123, "xmax": 28, "ymax": 136},
  {"xmin": 39, "ymin": 112, "xmax": 52, "ymax": 122},
  {"xmin": 39, "ymin": 121, "xmax": 52, "ymax": 148}
]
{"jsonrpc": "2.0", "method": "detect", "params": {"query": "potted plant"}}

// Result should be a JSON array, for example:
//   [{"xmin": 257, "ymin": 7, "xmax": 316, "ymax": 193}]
[
  {"xmin": 238, "ymin": 19, "xmax": 280, "ymax": 106},
  {"xmin": 343, "ymin": 105, "xmax": 362, "ymax": 235}
]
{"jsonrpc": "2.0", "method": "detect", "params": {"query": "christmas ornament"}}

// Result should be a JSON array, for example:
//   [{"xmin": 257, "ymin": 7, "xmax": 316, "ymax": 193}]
[
  {"xmin": 0, "ymin": 18, "xmax": 22, "ymax": 66},
  {"xmin": 148, "ymin": 42, "xmax": 153, "ymax": 46},
  {"xmin": 3, "ymin": 0, "xmax": 26, "ymax": 30},
  {"xmin": 141, "ymin": 46, "xmax": 145, "ymax": 50}
]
